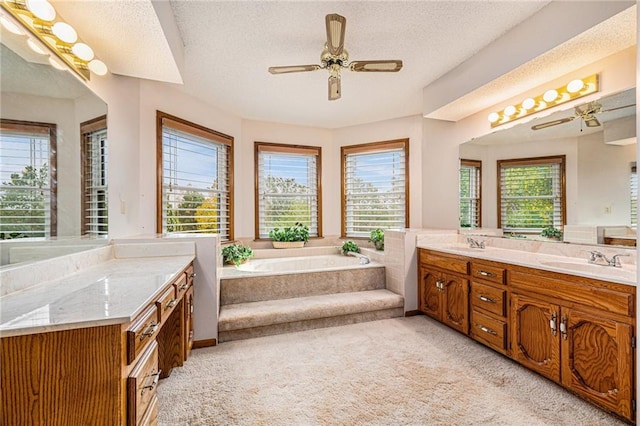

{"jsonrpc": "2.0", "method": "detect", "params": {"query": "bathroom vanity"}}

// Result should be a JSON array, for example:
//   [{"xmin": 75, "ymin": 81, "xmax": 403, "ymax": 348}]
[
  {"xmin": 0, "ymin": 244, "xmax": 196, "ymax": 425},
  {"xmin": 417, "ymin": 243, "xmax": 636, "ymax": 422}
]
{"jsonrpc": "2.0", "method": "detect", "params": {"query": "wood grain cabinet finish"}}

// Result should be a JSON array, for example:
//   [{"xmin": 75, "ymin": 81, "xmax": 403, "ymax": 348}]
[
  {"xmin": 0, "ymin": 262, "xmax": 195, "ymax": 425},
  {"xmin": 417, "ymin": 249, "xmax": 635, "ymax": 422}
]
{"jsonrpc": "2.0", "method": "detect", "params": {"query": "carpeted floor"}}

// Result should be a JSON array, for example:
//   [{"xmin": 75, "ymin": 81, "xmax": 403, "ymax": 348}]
[{"xmin": 157, "ymin": 316, "xmax": 627, "ymax": 425}]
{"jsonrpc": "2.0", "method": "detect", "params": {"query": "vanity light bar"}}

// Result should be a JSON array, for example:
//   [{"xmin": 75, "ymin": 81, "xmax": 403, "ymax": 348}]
[
  {"xmin": 0, "ymin": 0, "xmax": 108, "ymax": 81},
  {"xmin": 488, "ymin": 74, "xmax": 599, "ymax": 128}
]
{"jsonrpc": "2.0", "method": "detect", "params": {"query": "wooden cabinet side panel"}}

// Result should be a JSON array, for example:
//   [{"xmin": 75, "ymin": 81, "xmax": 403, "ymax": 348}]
[
  {"xmin": 1, "ymin": 326, "xmax": 122, "ymax": 425},
  {"xmin": 561, "ymin": 308, "xmax": 634, "ymax": 420},
  {"xmin": 184, "ymin": 285, "xmax": 195, "ymax": 360}
]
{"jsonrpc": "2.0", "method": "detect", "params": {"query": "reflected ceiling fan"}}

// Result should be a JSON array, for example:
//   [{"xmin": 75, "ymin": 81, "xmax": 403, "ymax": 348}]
[
  {"xmin": 531, "ymin": 101, "xmax": 635, "ymax": 131},
  {"xmin": 268, "ymin": 13, "xmax": 403, "ymax": 101}
]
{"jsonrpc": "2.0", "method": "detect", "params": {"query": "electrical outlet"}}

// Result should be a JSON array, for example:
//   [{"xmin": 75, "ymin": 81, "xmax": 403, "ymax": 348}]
[{"xmin": 604, "ymin": 206, "xmax": 611, "ymax": 214}]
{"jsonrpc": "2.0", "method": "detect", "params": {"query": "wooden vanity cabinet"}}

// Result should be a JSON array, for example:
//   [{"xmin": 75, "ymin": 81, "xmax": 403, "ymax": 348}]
[
  {"xmin": 418, "ymin": 250, "xmax": 469, "ymax": 334},
  {"xmin": 0, "ymin": 262, "xmax": 195, "ymax": 426}
]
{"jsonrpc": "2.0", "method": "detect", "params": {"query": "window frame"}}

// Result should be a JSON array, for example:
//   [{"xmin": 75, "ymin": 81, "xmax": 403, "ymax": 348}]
[
  {"xmin": 459, "ymin": 159, "xmax": 482, "ymax": 229},
  {"xmin": 497, "ymin": 155, "xmax": 566, "ymax": 233},
  {"xmin": 0, "ymin": 118, "xmax": 57, "ymax": 239},
  {"xmin": 340, "ymin": 138, "xmax": 409, "ymax": 238},
  {"xmin": 631, "ymin": 162, "xmax": 637, "ymax": 229},
  {"xmin": 254, "ymin": 141, "xmax": 323, "ymax": 241},
  {"xmin": 80, "ymin": 115, "xmax": 108, "ymax": 236},
  {"xmin": 155, "ymin": 111, "xmax": 234, "ymax": 240}
]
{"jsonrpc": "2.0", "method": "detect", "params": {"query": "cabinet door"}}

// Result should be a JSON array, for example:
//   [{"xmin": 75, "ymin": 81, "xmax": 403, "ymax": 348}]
[
  {"xmin": 184, "ymin": 285, "xmax": 195, "ymax": 360},
  {"xmin": 511, "ymin": 293, "xmax": 561, "ymax": 382},
  {"xmin": 442, "ymin": 273, "xmax": 469, "ymax": 334},
  {"xmin": 418, "ymin": 266, "xmax": 441, "ymax": 320},
  {"xmin": 561, "ymin": 308, "xmax": 634, "ymax": 420}
]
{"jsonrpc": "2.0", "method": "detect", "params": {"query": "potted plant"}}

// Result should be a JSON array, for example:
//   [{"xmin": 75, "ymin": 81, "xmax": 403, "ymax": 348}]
[
  {"xmin": 341, "ymin": 240, "xmax": 360, "ymax": 255},
  {"xmin": 269, "ymin": 222, "xmax": 309, "ymax": 248},
  {"xmin": 222, "ymin": 242, "xmax": 254, "ymax": 265},
  {"xmin": 369, "ymin": 228, "xmax": 385, "ymax": 251},
  {"xmin": 540, "ymin": 226, "xmax": 563, "ymax": 241}
]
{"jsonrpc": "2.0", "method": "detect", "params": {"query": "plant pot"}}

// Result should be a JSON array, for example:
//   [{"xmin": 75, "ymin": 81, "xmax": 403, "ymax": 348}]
[
  {"xmin": 272, "ymin": 241, "xmax": 305, "ymax": 249},
  {"xmin": 225, "ymin": 258, "xmax": 248, "ymax": 265},
  {"xmin": 374, "ymin": 241, "xmax": 384, "ymax": 251}
]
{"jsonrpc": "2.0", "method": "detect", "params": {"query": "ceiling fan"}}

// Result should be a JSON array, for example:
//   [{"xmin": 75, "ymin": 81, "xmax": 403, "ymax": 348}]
[
  {"xmin": 268, "ymin": 13, "xmax": 403, "ymax": 101},
  {"xmin": 531, "ymin": 101, "xmax": 635, "ymax": 131}
]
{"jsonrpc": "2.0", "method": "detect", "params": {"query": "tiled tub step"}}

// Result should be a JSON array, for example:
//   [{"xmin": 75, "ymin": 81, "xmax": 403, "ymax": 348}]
[{"xmin": 218, "ymin": 289, "xmax": 404, "ymax": 342}]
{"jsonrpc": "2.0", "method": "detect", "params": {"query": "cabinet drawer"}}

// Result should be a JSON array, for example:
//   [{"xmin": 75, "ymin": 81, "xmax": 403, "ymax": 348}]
[
  {"xmin": 470, "ymin": 310, "xmax": 507, "ymax": 353},
  {"xmin": 470, "ymin": 281, "xmax": 506, "ymax": 317},
  {"xmin": 139, "ymin": 395, "xmax": 158, "ymax": 426},
  {"xmin": 420, "ymin": 250, "xmax": 469, "ymax": 275},
  {"xmin": 470, "ymin": 262, "xmax": 505, "ymax": 285},
  {"xmin": 174, "ymin": 271, "xmax": 189, "ymax": 299},
  {"xmin": 127, "ymin": 305, "xmax": 160, "ymax": 365},
  {"xmin": 128, "ymin": 341, "xmax": 160, "ymax": 426},
  {"xmin": 156, "ymin": 285, "xmax": 179, "ymax": 324}
]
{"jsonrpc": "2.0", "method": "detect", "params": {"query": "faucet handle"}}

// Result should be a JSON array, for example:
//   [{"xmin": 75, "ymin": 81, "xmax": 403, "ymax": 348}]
[{"xmin": 611, "ymin": 253, "xmax": 630, "ymax": 268}]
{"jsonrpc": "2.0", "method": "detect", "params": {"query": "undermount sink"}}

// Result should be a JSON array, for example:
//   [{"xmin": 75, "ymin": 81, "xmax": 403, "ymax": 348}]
[
  {"xmin": 440, "ymin": 244, "xmax": 490, "ymax": 253},
  {"xmin": 538, "ymin": 260, "xmax": 636, "ymax": 279}
]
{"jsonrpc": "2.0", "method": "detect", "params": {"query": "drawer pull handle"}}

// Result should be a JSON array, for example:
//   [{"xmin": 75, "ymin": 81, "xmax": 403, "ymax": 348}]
[
  {"xmin": 190, "ymin": 272, "xmax": 197, "ymax": 278},
  {"xmin": 478, "ymin": 324, "xmax": 497, "ymax": 336},
  {"xmin": 550, "ymin": 312, "xmax": 557, "ymax": 336},
  {"xmin": 180, "ymin": 282, "xmax": 189, "ymax": 291},
  {"xmin": 165, "ymin": 299, "xmax": 178, "ymax": 310},
  {"xmin": 478, "ymin": 295, "xmax": 496, "ymax": 304},
  {"xmin": 478, "ymin": 270, "xmax": 496, "ymax": 278},
  {"xmin": 140, "ymin": 323, "xmax": 159, "ymax": 341},
  {"xmin": 560, "ymin": 315, "xmax": 568, "ymax": 340},
  {"xmin": 141, "ymin": 370, "xmax": 161, "ymax": 395}
]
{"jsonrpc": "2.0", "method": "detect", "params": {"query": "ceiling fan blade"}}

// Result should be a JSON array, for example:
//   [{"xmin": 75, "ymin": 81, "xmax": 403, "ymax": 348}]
[
  {"xmin": 268, "ymin": 65, "xmax": 320, "ymax": 74},
  {"xmin": 328, "ymin": 75, "xmax": 341, "ymax": 101},
  {"xmin": 349, "ymin": 60, "xmax": 403, "ymax": 72},
  {"xmin": 600, "ymin": 103, "xmax": 636, "ymax": 113},
  {"xmin": 584, "ymin": 116, "xmax": 601, "ymax": 127},
  {"xmin": 531, "ymin": 117, "xmax": 575, "ymax": 131},
  {"xmin": 326, "ymin": 14, "xmax": 346, "ymax": 56}
]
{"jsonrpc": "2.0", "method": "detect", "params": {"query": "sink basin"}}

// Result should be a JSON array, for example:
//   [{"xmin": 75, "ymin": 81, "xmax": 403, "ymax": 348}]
[
  {"xmin": 538, "ymin": 260, "xmax": 636, "ymax": 280},
  {"xmin": 440, "ymin": 244, "xmax": 490, "ymax": 253}
]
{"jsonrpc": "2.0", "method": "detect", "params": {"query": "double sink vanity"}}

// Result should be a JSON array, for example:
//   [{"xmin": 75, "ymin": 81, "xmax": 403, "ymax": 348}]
[
  {"xmin": 417, "ymin": 236, "xmax": 636, "ymax": 422},
  {"xmin": 0, "ymin": 241, "xmax": 197, "ymax": 425}
]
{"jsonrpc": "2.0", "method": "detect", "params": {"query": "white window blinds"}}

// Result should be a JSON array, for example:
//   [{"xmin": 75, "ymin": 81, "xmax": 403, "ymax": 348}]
[
  {"xmin": 161, "ymin": 118, "xmax": 232, "ymax": 241},
  {"xmin": 0, "ymin": 121, "xmax": 55, "ymax": 239},
  {"xmin": 343, "ymin": 140, "xmax": 408, "ymax": 238},
  {"xmin": 256, "ymin": 144, "xmax": 320, "ymax": 239},
  {"xmin": 460, "ymin": 160, "xmax": 481, "ymax": 229},
  {"xmin": 498, "ymin": 156, "xmax": 565, "ymax": 233},
  {"xmin": 82, "ymin": 121, "xmax": 108, "ymax": 236},
  {"xmin": 631, "ymin": 162, "xmax": 637, "ymax": 229}
]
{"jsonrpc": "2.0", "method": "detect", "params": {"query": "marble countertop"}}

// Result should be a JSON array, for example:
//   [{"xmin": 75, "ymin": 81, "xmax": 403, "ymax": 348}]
[
  {"xmin": 417, "ymin": 242, "xmax": 636, "ymax": 286},
  {"xmin": 0, "ymin": 255, "xmax": 194, "ymax": 337}
]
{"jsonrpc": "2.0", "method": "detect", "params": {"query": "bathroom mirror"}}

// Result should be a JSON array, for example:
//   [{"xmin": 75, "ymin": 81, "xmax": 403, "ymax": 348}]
[
  {"xmin": 0, "ymin": 29, "xmax": 108, "ymax": 268},
  {"xmin": 459, "ymin": 87, "xmax": 637, "ymax": 247}
]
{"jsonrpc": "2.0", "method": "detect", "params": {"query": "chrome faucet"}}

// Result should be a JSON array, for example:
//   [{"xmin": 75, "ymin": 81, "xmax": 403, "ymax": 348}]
[
  {"xmin": 466, "ymin": 237, "xmax": 485, "ymax": 249},
  {"xmin": 588, "ymin": 251, "xmax": 629, "ymax": 268},
  {"xmin": 346, "ymin": 251, "xmax": 371, "ymax": 264}
]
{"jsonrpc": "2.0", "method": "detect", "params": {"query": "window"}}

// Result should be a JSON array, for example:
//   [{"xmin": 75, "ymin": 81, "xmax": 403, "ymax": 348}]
[
  {"xmin": 0, "ymin": 119, "xmax": 57, "ymax": 239},
  {"xmin": 81, "ymin": 116, "xmax": 108, "ymax": 236},
  {"xmin": 459, "ymin": 159, "xmax": 481, "ymax": 228},
  {"xmin": 498, "ymin": 155, "xmax": 565, "ymax": 233},
  {"xmin": 156, "ymin": 111, "xmax": 233, "ymax": 240},
  {"xmin": 631, "ymin": 162, "xmax": 637, "ymax": 229},
  {"xmin": 341, "ymin": 139, "xmax": 409, "ymax": 238},
  {"xmin": 255, "ymin": 142, "xmax": 321, "ymax": 239}
]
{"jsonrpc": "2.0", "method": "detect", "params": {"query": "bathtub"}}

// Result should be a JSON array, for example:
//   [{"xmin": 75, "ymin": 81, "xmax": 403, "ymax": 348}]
[{"xmin": 234, "ymin": 254, "xmax": 375, "ymax": 274}]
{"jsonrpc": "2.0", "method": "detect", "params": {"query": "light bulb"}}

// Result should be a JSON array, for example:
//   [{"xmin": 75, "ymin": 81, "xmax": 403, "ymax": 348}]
[
  {"xmin": 48, "ymin": 56, "xmax": 66, "ymax": 70},
  {"xmin": 52, "ymin": 22, "xmax": 77, "ymax": 43},
  {"xmin": 72, "ymin": 42, "xmax": 94, "ymax": 61},
  {"xmin": 0, "ymin": 15, "xmax": 24, "ymax": 35},
  {"xmin": 522, "ymin": 98, "xmax": 535, "ymax": 110},
  {"xmin": 566, "ymin": 79, "xmax": 585, "ymax": 93},
  {"xmin": 26, "ymin": 0, "xmax": 56, "ymax": 21},
  {"xmin": 504, "ymin": 105, "xmax": 516, "ymax": 117},
  {"xmin": 543, "ymin": 89, "xmax": 558, "ymax": 103},
  {"xmin": 488, "ymin": 112, "xmax": 500, "ymax": 123},
  {"xmin": 88, "ymin": 59, "xmax": 108, "ymax": 76},
  {"xmin": 27, "ymin": 38, "xmax": 47, "ymax": 55}
]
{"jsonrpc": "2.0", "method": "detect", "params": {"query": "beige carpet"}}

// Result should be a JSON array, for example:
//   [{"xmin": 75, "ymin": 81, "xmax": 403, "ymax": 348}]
[{"xmin": 157, "ymin": 316, "xmax": 627, "ymax": 425}]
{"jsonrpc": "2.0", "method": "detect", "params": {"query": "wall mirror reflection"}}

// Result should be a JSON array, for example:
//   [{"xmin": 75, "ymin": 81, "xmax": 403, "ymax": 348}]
[
  {"xmin": 460, "ymin": 87, "xmax": 636, "ymax": 247},
  {"xmin": 0, "ymin": 26, "xmax": 108, "ymax": 267}
]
